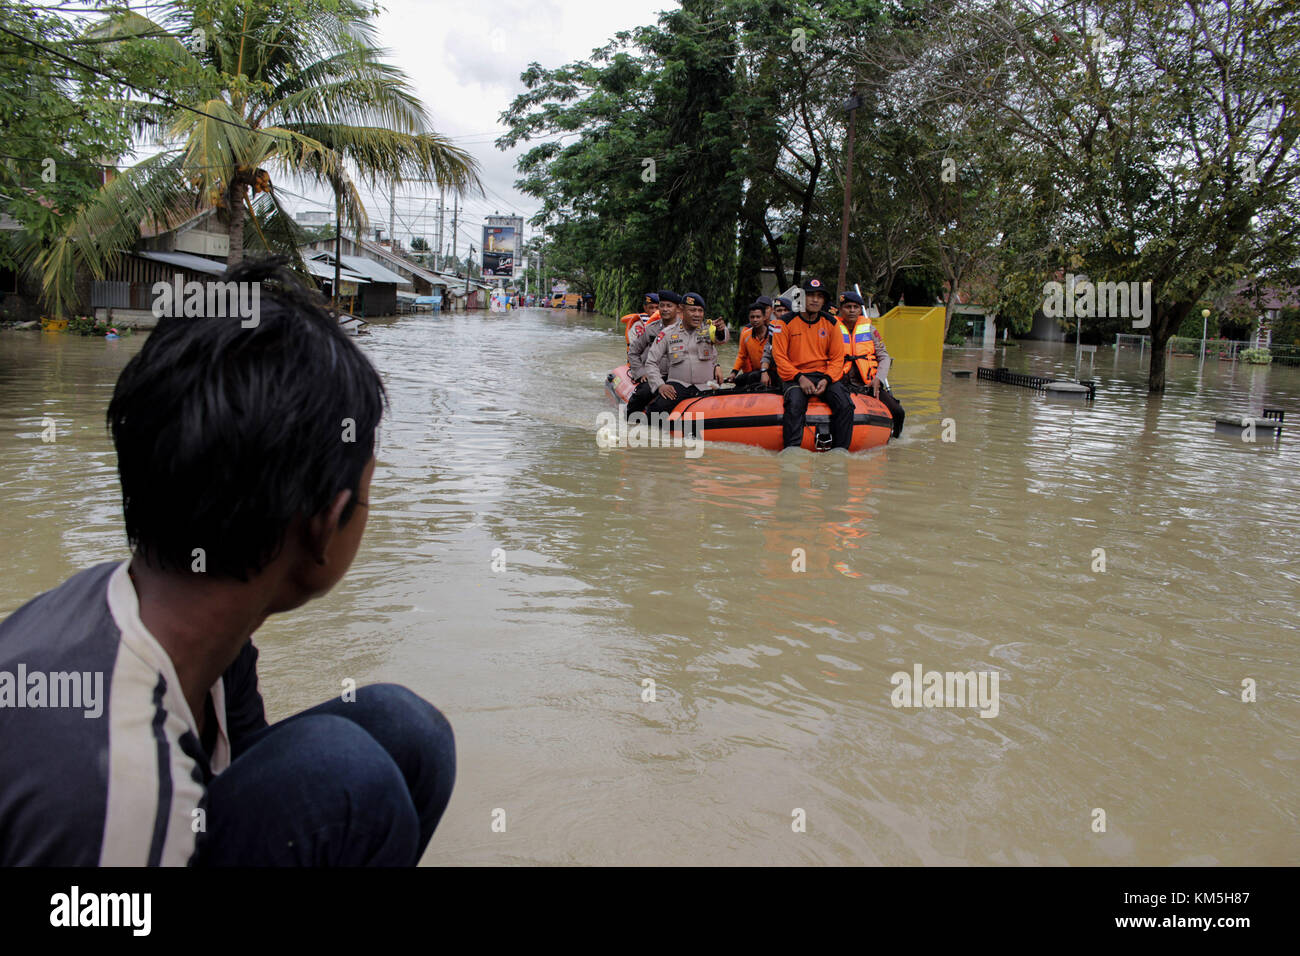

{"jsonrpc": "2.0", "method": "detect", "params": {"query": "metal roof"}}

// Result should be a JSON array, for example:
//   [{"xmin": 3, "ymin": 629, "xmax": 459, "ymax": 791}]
[
  {"xmin": 133, "ymin": 250, "xmax": 228, "ymax": 276},
  {"xmin": 304, "ymin": 258, "xmax": 369, "ymax": 284},
  {"xmin": 337, "ymin": 254, "xmax": 410, "ymax": 286}
]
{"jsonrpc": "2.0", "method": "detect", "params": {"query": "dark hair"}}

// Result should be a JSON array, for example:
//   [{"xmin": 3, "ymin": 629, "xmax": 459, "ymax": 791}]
[{"xmin": 107, "ymin": 257, "xmax": 387, "ymax": 580}]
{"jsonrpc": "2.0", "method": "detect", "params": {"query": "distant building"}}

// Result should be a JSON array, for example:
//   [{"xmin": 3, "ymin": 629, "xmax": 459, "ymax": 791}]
[
  {"xmin": 299, "ymin": 235, "xmax": 494, "ymax": 311},
  {"xmin": 294, "ymin": 210, "xmax": 333, "ymax": 229}
]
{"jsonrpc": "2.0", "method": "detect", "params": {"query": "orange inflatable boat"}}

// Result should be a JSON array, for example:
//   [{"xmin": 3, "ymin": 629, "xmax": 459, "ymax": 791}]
[{"xmin": 604, "ymin": 364, "xmax": 893, "ymax": 452}]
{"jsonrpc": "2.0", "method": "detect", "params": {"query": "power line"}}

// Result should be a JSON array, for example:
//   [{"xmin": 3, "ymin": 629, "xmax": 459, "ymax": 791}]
[{"xmin": 0, "ymin": 23, "xmax": 298, "ymax": 142}]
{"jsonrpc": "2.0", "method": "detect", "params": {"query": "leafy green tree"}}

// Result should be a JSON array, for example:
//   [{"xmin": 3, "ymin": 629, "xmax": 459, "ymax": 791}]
[
  {"xmin": 0, "ymin": 1, "xmax": 146, "ymax": 272},
  {"xmin": 21, "ymin": 0, "xmax": 481, "ymax": 314},
  {"xmin": 954, "ymin": 0, "xmax": 1300, "ymax": 390}
]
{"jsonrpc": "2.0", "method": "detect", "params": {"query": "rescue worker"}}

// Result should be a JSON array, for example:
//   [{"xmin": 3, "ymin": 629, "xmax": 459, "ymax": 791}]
[
  {"xmin": 643, "ymin": 292, "xmax": 724, "ymax": 416},
  {"xmin": 726, "ymin": 297, "xmax": 775, "ymax": 390},
  {"xmin": 770, "ymin": 278, "xmax": 853, "ymax": 450},
  {"xmin": 758, "ymin": 297, "xmax": 792, "ymax": 390},
  {"xmin": 837, "ymin": 291, "xmax": 905, "ymax": 438},
  {"xmin": 622, "ymin": 292, "xmax": 659, "ymax": 346},
  {"xmin": 626, "ymin": 291, "xmax": 680, "ymax": 415}
]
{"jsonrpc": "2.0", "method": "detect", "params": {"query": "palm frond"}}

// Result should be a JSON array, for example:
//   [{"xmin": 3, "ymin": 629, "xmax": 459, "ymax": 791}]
[
  {"xmin": 284, "ymin": 123, "xmax": 482, "ymax": 194},
  {"xmin": 18, "ymin": 152, "xmax": 193, "ymax": 315},
  {"xmin": 243, "ymin": 188, "xmax": 309, "ymax": 268}
]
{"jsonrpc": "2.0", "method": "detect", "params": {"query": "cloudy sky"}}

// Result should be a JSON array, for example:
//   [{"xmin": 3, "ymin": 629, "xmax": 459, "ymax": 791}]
[{"xmin": 284, "ymin": 0, "xmax": 678, "ymax": 258}]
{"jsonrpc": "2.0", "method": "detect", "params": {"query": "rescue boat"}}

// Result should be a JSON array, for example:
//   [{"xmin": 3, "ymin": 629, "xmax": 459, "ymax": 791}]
[{"xmin": 604, "ymin": 364, "xmax": 893, "ymax": 453}]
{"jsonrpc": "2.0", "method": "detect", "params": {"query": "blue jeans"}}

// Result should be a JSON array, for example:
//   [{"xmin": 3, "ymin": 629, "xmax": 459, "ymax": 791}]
[{"xmin": 192, "ymin": 684, "xmax": 455, "ymax": 866}]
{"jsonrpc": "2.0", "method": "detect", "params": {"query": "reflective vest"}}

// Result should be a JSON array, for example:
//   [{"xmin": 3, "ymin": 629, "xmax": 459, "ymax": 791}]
[{"xmin": 838, "ymin": 318, "xmax": 879, "ymax": 382}]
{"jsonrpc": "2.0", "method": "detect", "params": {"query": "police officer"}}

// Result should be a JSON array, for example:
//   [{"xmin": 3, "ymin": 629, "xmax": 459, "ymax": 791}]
[
  {"xmin": 770, "ymin": 278, "xmax": 853, "ymax": 449},
  {"xmin": 622, "ymin": 292, "xmax": 660, "ymax": 347},
  {"xmin": 643, "ymin": 292, "xmax": 723, "ymax": 416},
  {"xmin": 758, "ymin": 297, "xmax": 793, "ymax": 390},
  {"xmin": 837, "ymin": 291, "xmax": 905, "ymax": 438},
  {"xmin": 626, "ymin": 291, "xmax": 681, "ymax": 415}
]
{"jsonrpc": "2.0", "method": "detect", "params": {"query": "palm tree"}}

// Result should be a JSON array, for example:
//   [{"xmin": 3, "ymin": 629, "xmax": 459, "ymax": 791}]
[{"xmin": 27, "ymin": 0, "xmax": 481, "ymax": 313}]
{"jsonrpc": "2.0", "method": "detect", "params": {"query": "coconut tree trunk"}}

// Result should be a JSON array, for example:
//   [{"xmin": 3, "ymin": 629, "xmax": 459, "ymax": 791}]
[{"xmin": 227, "ymin": 181, "xmax": 247, "ymax": 266}]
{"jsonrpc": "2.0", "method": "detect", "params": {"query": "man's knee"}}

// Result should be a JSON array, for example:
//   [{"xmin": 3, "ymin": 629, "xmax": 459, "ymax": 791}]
[
  {"xmin": 354, "ymin": 684, "xmax": 453, "ymax": 740},
  {"xmin": 345, "ymin": 684, "xmax": 456, "ymax": 800},
  {"xmin": 825, "ymin": 381, "xmax": 852, "ymax": 409},
  {"xmin": 200, "ymin": 714, "xmax": 420, "ymax": 865}
]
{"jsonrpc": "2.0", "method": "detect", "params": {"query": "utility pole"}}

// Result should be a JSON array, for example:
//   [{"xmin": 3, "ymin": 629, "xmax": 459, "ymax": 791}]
[
  {"xmin": 388, "ymin": 180, "xmax": 396, "ymax": 249},
  {"xmin": 333, "ymin": 190, "xmax": 342, "ymax": 314},
  {"xmin": 437, "ymin": 186, "xmax": 445, "ymax": 271},
  {"xmin": 837, "ymin": 91, "xmax": 863, "ymax": 298},
  {"xmin": 451, "ymin": 195, "xmax": 458, "ymax": 271}
]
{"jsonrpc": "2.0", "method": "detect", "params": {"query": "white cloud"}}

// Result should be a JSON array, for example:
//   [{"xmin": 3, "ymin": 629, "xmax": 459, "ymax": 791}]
[{"xmin": 317, "ymin": 0, "xmax": 677, "ymax": 237}]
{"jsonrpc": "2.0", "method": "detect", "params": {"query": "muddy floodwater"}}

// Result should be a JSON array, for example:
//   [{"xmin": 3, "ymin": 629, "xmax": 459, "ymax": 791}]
[{"xmin": 2, "ymin": 310, "xmax": 1297, "ymax": 865}]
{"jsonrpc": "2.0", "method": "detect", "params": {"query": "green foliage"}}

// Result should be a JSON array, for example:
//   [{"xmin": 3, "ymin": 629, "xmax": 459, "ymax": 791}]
[
  {"xmin": 12, "ymin": 0, "xmax": 482, "ymax": 315},
  {"xmin": 1274, "ymin": 307, "xmax": 1300, "ymax": 346},
  {"xmin": 0, "ymin": 1, "xmax": 142, "ymax": 270},
  {"xmin": 64, "ymin": 316, "xmax": 129, "ymax": 337},
  {"xmin": 501, "ymin": 0, "xmax": 899, "ymax": 319},
  {"xmin": 1241, "ymin": 347, "xmax": 1272, "ymax": 364},
  {"xmin": 1177, "ymin": 312, "xmax": 1215, "ymax": 338}
]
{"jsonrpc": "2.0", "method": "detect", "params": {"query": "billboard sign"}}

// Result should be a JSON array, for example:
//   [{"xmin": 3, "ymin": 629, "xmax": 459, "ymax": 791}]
[{"xmin": 482, "ymin": 215, "xmax": 522, "ymax": 278}]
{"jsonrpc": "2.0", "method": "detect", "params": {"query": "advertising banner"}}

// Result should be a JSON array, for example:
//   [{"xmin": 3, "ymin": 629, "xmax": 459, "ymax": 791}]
[{"xmin": 482, "ymin": 215, "xmax": 523, "ymax": 278}]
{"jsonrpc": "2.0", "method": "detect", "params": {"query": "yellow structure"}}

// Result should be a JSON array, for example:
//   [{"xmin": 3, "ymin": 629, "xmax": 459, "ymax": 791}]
[{"xmin": 873, "ymin": 305, "xmax": 945, "ymax": 364}]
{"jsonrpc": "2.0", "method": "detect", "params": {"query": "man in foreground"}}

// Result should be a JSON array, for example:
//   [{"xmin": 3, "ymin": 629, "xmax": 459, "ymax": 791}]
[
  {"xmin": 770, "ymin": 278, "xmax": 854, "ymax": 450},
  {"xmin": 0, "ymin": 258, "xmax": 454, "ymax": 866}
]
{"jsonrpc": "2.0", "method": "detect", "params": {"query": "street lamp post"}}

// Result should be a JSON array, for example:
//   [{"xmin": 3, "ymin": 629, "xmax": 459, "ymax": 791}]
[{"xmin": 1201, "ymin": 308, "xmax": 1211, "ymax": 362}]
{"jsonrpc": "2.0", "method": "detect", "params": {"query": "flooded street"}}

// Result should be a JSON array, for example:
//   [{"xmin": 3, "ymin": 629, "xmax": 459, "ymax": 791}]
[{"xmin": 2, "ymin": 310, "xmax": 1297, "ymax": 865}]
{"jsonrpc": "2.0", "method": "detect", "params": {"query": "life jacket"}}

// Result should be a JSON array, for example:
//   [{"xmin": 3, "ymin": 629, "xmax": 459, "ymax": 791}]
[
  {"xmin": 838, "ymin": 317, "xmax": 879, "ymax": 383},
  {"xmin": 622, "ymin": 312, "xmax": 652, "ymax": 345}
]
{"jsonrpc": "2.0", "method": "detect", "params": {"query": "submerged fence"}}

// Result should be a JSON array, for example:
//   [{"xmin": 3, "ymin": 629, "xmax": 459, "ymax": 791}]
[
  {"xmin": 1115, "ymin": 334, "xmax": 1298, "ymax": 365},
  {"xmin": 977, "ymin": 366, "xmax": 1097, "ymax": 399}
]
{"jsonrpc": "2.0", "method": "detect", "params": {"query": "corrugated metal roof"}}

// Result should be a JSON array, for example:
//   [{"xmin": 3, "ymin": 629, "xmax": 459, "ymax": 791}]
[
  {"xmin": 133, "ymin": 250, "xmax": 227, "ymax": 276},
  {"xmin": 304, "ymin": 258, "xmax": 369, "ymax": 283},
  {"xmin": 338, "ymin": 254, "xmax": 410, "ymax": 286}
]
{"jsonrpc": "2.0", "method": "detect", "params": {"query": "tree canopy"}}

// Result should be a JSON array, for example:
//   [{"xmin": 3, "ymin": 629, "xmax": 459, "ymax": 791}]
[{"xmin": 502, "ymin": 0, "xmax": 1300, "ymax": 392}]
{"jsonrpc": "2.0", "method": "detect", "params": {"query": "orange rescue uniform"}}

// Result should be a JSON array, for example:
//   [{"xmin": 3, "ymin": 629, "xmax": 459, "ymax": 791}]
[
  {"xmin": 732, "ymin": 325, "xmax": 770, "ymax": 374},
  {"xmin": 771, "ymin": 313, "xmax": 846, "ymax": 383}
]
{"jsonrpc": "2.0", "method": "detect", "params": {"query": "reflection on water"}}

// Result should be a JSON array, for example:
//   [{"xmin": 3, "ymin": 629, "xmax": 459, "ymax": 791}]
[{"xmin": 1, "ymin": 316, "xmax": 1297, "ymax": 865}]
